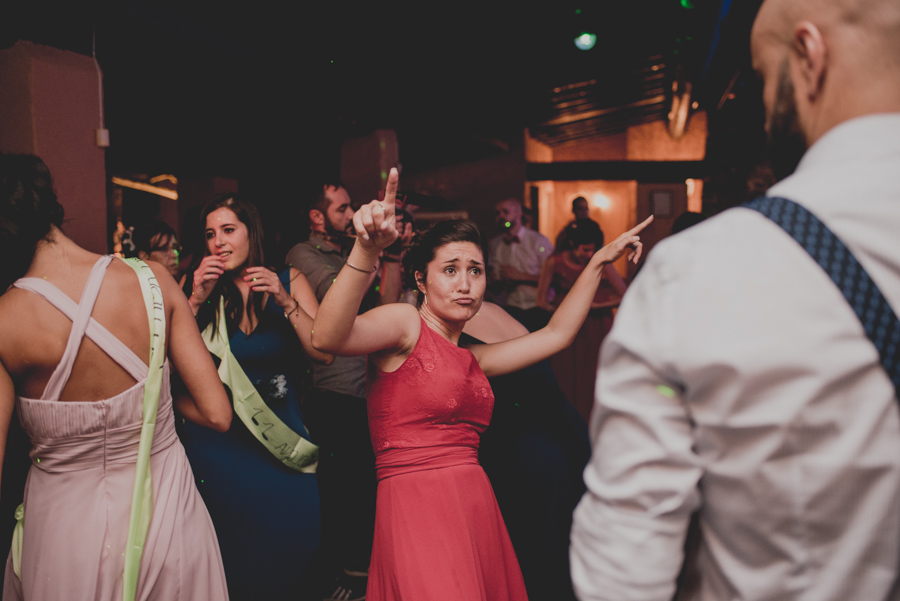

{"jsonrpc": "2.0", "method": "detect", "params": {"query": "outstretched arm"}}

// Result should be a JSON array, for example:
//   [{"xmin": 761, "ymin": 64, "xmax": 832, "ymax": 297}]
[
  {"xmin": 312, "ymin": 168, "xmax": 420, "ymax": 358},
  {"xmin": 471, "ymin": 216, "xmax": 653, "ymax": 377}
]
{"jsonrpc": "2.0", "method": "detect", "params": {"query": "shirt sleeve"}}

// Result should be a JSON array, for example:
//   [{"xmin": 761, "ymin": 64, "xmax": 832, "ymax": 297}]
[
  {"xmin": 570, "ymin": 250, "xmax": 702, "ymax": 601},
  {"xmin": 286, "ymin": 243, "xmax": 341, "ymax": 302}
]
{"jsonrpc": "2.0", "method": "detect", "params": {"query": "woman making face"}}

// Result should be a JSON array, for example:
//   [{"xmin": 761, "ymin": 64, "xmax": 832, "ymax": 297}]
[
  {"xmin": 416, "ymin": 241, "xmax": 486, "ymax": 330},
  {"xmin": 310, "ymin": 169, "xmax": 651, "ymax": 601}
]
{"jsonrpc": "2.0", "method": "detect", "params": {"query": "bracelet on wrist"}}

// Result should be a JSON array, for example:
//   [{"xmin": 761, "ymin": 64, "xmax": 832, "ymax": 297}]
[
  {"xmin": 283, "ymin": 298, "xmax": 300, "ymax": 320},
  {"xmin": 345, "ymin": 260, "xmax": 377, "ymax": 273}
]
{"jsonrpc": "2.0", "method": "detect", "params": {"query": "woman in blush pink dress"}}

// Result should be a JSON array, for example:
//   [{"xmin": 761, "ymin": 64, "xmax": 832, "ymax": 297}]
[
  {"xmin": 0, "ymin": 154, "xmax": 233, "ymax": 600},
  {"xmin": 311, "ymin": 168, "xmax": 652, "ymax": 601}
]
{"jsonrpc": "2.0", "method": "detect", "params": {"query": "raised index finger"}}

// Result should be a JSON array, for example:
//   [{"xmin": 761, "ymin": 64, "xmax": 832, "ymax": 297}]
[
  {"xmin": 382, "ymin": 168, "xmax": 399, "ymax": 217},
  {"xmin": 627, "ymin": 215, "xmax": 655, "ymax": 236}
]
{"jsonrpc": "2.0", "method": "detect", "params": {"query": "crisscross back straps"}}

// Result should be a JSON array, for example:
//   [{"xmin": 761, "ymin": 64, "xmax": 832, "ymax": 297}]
[
  {"xmin": 13, "ymin": 275, "xmax": 149, "ymax": 384},
  {"xmin": 36, "ymin": 256, "xmax": 114, "ymax": 400}
]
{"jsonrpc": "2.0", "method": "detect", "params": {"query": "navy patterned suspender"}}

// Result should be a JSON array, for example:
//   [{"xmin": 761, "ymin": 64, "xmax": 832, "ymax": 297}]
[{"xmin": 744, "ymin": 196, "xmax": 900, "ymax": 399}]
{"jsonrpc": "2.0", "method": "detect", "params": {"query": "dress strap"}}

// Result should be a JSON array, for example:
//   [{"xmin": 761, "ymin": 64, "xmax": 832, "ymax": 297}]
[
  {"xmin": 13, "ymin": 275, "xmax": 149, "ymax": 384},
  {"xmin": 13, "ymin": 256, "xmax": 132, "ymax": 400},
  {"xmin": 41, "ymin": 255, "xmax": 115, "ymax": 400}
]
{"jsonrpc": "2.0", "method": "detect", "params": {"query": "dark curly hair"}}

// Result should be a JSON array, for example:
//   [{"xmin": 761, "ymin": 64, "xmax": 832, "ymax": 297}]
[
  {"xmin": 128, "ymin": 219, "xmax": 176, "ymax": 259},
  {"xmin": 0, "ymin": 154, "xmax": 65, "ymax": 291},
  {"xmin": 567, "ymin": 218, "xmax": 604, "ymax": 249},
  {"xmin": 402, "ymin": 219, "xmax": 482, "ymax": 307}
]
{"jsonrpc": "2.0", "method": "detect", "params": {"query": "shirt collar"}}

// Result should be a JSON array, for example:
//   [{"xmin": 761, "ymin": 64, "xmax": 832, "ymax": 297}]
[
  {"xmin": 308, "ymin": 231, "xmax": 341, "ymax": 254},
  {"xmin": 505, "ymin": 223, "xmax": 525, "ymax": 240},
  {"xmin": 769, "ymin": 113, "xmax": 900, "ymax": 203}
]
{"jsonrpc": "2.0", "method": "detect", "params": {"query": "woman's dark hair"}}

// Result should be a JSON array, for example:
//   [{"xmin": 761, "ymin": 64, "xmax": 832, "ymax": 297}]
[
  {"xmin": 128, "ymin": 219, "xmax": 176, "ymax": 258},
  {"xmin": 567, "ymin": 218, "xmax": 604, "ymax": 249},
  {"xmin": 402, "ymin": 219, "xmax": 482, "ymax": 307},
  {"xmin": 194, "ymin": 193, "xmax": 267, "ymax": 335},
  {"xmin": 0, "ymin": 154, "xmax": 65, "ymax": 290}
]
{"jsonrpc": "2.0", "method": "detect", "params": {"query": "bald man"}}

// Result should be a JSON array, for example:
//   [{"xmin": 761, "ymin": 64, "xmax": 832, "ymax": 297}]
[
  {"xmin": 570, "ymin": 1, "xmax": 900, "ymax": 600},
  {"xmin": 488, "ymin": 198, "xmax": 553, "ymax": 329}
]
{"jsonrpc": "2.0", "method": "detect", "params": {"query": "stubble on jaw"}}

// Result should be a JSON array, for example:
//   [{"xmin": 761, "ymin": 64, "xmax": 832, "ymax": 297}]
[{"xmin": 767, "ymin": 59, "xmax": 809, "ymax": 181}]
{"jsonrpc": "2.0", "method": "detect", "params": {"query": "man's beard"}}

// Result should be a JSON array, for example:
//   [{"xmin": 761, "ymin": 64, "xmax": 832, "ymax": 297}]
[
  {"xmin": 767, "ymin": 62, "xmax": 808, "ymax": 181},
  {"xmin": 324, "ymin": 217, "xmax": 351, "ymax": 239}
]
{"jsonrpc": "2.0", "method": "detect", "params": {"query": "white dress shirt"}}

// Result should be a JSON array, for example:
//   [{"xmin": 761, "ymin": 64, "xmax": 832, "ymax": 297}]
[
  {"xmin": 488, "ymin": 225, "xmax": 553, "ymax": 310},
  {"xmin": 571, "ymin": 114, "xmax": 900, "ymax": 601}
]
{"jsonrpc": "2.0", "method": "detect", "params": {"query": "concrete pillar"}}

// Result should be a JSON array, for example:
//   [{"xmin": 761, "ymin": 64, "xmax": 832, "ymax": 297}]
[{"xmin": 0, "ymin": 41, "xmax": 108, "ymax": 253}]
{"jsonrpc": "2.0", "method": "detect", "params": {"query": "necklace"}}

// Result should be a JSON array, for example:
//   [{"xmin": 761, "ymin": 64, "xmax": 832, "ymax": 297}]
[{"xmin": 419, "ymin": 310, "xmax": 457, "ymax": 344}]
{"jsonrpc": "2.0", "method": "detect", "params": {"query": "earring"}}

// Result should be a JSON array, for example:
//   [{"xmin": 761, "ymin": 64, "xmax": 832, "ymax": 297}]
[{"xmin": 424, "ymin": 293, "xmax": 428, "ymax": 305}]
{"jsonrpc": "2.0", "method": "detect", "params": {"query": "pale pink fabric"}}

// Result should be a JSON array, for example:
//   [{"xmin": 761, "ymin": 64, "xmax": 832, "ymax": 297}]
[{"xmin": 3, "ymin": 256, "xmax": 228, "ymax": 600}]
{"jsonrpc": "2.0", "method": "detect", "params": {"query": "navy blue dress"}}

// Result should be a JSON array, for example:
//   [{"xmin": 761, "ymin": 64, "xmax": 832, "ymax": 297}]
[{"xmin": 181, "ymin": 271, "xmax": 321, "ymax": 601}]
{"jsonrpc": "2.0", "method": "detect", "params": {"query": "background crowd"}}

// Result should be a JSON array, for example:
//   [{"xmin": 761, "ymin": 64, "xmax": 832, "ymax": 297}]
[{"xmin": 2, "ymin": 0, "xmax": 900, "ymax": 600}]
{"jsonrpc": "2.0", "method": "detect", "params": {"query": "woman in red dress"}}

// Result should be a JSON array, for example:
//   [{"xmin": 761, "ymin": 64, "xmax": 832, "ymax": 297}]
[{"xmin": 312, "ymin": 169, "xmax": 651, "ymax": 601}]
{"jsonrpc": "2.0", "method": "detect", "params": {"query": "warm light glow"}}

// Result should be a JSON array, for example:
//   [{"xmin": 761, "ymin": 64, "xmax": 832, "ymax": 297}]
[
  {"xmin": 574, "ymin": 32, "xmax": 597, "ymax": 51},
  {"xmin": 685, "ymin": 178, "xmax": 696, "ymax": 197},
  {"xmin": 592, "ymin": 194, "xmax": 611, "ymax": 210},
  {"xmin": 111, "ymin": 177, "xmax": 178, "ymax": 200}
]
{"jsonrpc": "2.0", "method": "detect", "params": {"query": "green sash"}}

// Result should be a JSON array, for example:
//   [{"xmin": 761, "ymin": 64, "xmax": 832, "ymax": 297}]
[
  {"xmin": 121, "ymin": 258, "xmax": 166, "ymax": 601},
  {"xmin": 201, "ymin": 296, "xmax": 318, "ymax": 473},
  {"xmin": 10, "ymin": 259, "xmax": 164, "ymax": 600},
  {"xmin": 10, "ymin": 505, "xmax": 22, "ymax": 580}
]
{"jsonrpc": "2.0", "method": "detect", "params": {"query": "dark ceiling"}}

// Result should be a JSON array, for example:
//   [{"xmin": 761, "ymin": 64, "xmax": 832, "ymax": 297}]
[{"xmin": 1, "ymin": 0, "xmax": 764, "ymax": 190}]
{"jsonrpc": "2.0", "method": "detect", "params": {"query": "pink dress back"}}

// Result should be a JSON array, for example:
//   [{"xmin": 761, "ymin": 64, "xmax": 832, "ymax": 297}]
[{"xmin": 3, "ymin": 256, "xmax": 228, "ymax": 601}]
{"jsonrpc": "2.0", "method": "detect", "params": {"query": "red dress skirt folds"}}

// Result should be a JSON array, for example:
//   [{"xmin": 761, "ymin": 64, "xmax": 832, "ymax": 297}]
[{"xmin": 365, "ymin": 318, "xmax": 528, "ymax": 600}]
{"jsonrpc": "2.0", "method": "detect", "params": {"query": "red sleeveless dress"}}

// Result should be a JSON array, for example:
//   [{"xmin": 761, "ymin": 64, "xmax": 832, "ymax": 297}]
[{"xmin": 365, "ymin": 318, "xmax": 528, "ymax": 600}]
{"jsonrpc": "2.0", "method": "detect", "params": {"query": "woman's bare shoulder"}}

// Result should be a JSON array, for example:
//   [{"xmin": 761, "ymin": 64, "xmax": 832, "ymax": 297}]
[
  {"xmin": 0, "ymin": 288, "xmax": 30, "ymax": 330},
  {"xmin": 364, "ymin": 300, "xmax": 421, "ymax": 324},
  {"xmin": 368, "ymin": 303, "xmax": 423, "ymax": 372}
]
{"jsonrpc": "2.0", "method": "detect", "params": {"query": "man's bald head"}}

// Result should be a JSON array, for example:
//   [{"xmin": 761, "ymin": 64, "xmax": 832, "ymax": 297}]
[
  {"xmin": 752, "ymin": 0, "xmax": 900, "ymax": 157},
  {"xmin": 495, "ymin": 199, "xmax": 524, "ymax": 230}
]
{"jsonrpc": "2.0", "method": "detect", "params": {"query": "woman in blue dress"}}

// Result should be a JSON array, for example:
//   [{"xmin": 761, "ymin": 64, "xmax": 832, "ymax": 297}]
[{"xmin": 181, "ymin": 194, "xmax": 332, "ymax": 600}]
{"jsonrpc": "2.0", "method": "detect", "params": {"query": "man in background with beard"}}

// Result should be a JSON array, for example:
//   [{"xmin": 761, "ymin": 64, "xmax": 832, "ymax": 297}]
[
  {"xmin": 570, "ymin": 0, "xmax": 900, "ymax": 600},
  {"xmin": 286, "ymin": 182, "xmax": 401, "ymax": 600}
]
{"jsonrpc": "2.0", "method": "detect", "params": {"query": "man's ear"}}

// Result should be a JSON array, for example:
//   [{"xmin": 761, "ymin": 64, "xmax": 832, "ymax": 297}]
[
  {"xmin": 137, "ymin": 250, "xmax": 150, "ymax": 261},
  {"xmin": 792, "ymin": 21, "xmax": 827, "ymax": 101},
  {"xmin": 309, "ymin": 208, "xmax": 325, "ymax": 228}
]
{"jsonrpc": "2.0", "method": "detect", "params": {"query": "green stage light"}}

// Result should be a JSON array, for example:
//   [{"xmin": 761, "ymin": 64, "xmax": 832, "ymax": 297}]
[{"xmin": 574, "ymin": 32, "xmax": 597, "ymax": 51}]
